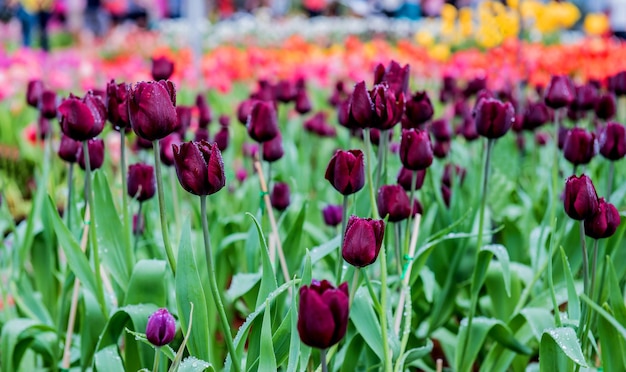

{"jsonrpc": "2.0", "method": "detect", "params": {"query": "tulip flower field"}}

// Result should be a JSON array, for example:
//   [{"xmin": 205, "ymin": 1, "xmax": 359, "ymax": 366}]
[{"xmin": 3, "ymin": 21, "xmax": 626, "ymax": 372}]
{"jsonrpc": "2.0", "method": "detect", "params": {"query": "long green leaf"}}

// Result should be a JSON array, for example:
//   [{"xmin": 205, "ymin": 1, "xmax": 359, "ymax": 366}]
[
  {"xmin": 559, "ymin": 247, "xmax": 580, "ymax": 321},
  {"xmin": 94, "ymin": 345, "xmax": 125, "ymax": 371},
  {"xmin": 597, "ymin": 304, "xmax": 626, "ymax": 371},
  {"xmin": 580, "ymin": 294, "xmax": 626, "ymax": 340},
  {"xmin": 539, "ymin": 327, "xmax": 588, "ymax": 371},
  {"xmin": 283, "ymin": 202, "xmax": 307, "ymax": 274},
  {"xmin": 259, "ymin": 299, "xmax": 277, "ymax": 370},
  {"xmin": 124, "ymin": 259, "xmax": 167, "ymax": 306},
  {"xmin": 351, "ymin": 287, "xmax": 384, "ymax": 361}
]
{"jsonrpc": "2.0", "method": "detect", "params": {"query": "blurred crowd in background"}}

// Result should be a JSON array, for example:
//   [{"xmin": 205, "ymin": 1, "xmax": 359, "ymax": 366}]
[{"xmin": 0, "ymin": 0, "xmax": 625, "ymax": 50}]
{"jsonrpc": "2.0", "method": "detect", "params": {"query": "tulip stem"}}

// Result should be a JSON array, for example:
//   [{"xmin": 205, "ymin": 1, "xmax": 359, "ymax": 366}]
[
  {"xmin": 349, "ymin": 268, "xmax": 360, "ymax": 306},
  {"xmin": 152, "ymin": 347, "xmax": 160, "ymax": 372},
  {"xmin": 66, "ymin": 163, "xmax": 74, "ymax": 229},
  {"xmin": 606, "ymin": 161, "xmax": 614, "ymax": 201},
  {"xmin": 336, "ymin": 195, "xmax": 349, "ymax": 284},
  {"xmin": 577, "ymin": 222, "xmax": 590, "ymax": 353},
  {"xmin": 153, "ymin": 140, "xmax": 177, "ymax": 275},
  {"xmin": 461, "ymin": 137, "xmax": 494, "ymax": 368},
  {"xmin": 120, "ymin": 131, "xmax": 133, "ymax": 275},
  {"xmin": 403, "ymin": 170, "xmax": 418, "ymax": 260},
  {"xmin": 580, "ymin": 238, "xmax": 599, "ymax": 357},
  {"xmin": 363, "ymin": 129, "xmax": 379, "ymax": 219},
  {"xmin": 82, "ymin": 141, "xmax": 107, "ymax": 317},
  {"xmin": 320, "ymin": 348, "xmax": 329, "ymax": 372},
  {"xmin": 134, "ymin": 202, "xmax": 143, "ymax": 253},
  {"xmin": 362, "ymin": 271, "xmax": 382, "ymax": 311},
  {"xmin": 375, "ymin": 129, "xmax": 389, "ymax": 189},
  {"xmin": 200, "ymin": 196, "xmax": 241, "ymax": 372},
  {"xmin": 379, "ymin": 245, "xmax": 392, "ymax": 372},
  {"xmin": 394, "ymin": 223, "xmax": 402, "ymax": 275}
]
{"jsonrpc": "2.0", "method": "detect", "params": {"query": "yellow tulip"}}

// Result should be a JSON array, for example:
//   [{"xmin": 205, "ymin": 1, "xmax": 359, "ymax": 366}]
[{"xmin": 583, "ymin": 13, "xmax": 610, "ymax": 36}]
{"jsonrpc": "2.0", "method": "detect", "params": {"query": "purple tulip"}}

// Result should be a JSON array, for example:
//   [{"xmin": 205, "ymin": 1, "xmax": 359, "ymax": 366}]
[
  {"xmin": 173, "ymin": 140, "xmax": 225, "ymax": 196},
  {"xmin": 325, "ymin": 149, "xmax": 365, "ymax": 196},
  {"xmin": 127, "ymin": 163, "xmax": 156, "ymax": 201},
  {"xmin": 584, "ymin": 198, "xmax": 621, "ymax": 239},
  {"xmin": 564, "ymin": 174, "xmax": 599, "ymax": 220},
  {"xmin": 297, "ymin": 280, "xmax": 349, "ymax": 349},
  {"xmin": 128, "ymin": 81, "xmax": 178, "ymax": 141},
  {"xmin": 399, "ymin": 129, "xmax": 433, "ymax": 170},
  {"xmin": 146, "ymin": 308, "xmax": 176, "ymax": 346},
  {"xmin": 342, "ymin": 215, "xmax": 385, "ymax": 267}
]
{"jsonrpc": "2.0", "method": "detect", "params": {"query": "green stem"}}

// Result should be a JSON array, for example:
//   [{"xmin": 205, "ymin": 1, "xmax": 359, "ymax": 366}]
[
  {"xmin": 403, "ymin": 170, "xmax": 419, "ymax": 257},
  {"xmin": 134, "ymin": 202, "xmax": 143, "ymax": 253},
  {"xmin": 362, "ymin": 272, "xmax": 382, "ymax": 311},
  {"xmin": 82, "ymin": 141, "xmax": 107, "ymax": 317},
  {"xmin": 577, "ymin": 222, "xmax": 590, "ymax": 341},
  {"xmin": 66, "ymin": 163, "xmax": 74, "ymax": 229},
  {"xmin": 200, "ymin": 196, "xmax": 241, "ymax": 372},
  {"xmin": 606, "ymin": 162, "xmax": 614, "ymax": 201},
  {"xmin": 460, "ymin": 138, "xmax": 493, "ymax": 366},
  {"xmin": 120, "ymin": 131, "xmax": 133, "ymax": 275},
  {"xmin": 380, "ymin": 245, "xmax": 392, "ymax": 372},
  {"xmin": 375, "ymin": 130, "xmax": 389, "ymax": 189},
  {"xmin": 320, "ymin": 348, "xmax": 329, "ymax": 372},
  {"xmin": 363, "ymin": 129, "xmax": 379, "ymax": 219},
  {"xmin": 579, "ymin": 234, "xmax": 596, "ymax": 356},
  {"xmin": 152, "ymin": 140, "xmax": 177, "ymax": 275},
  {"xmin": 394, "ymin": 223, "xmax": 402, "ymax": 276},
  {"xmin": 547, "ymin": 111, "xmax": 563, "ymax": 327},
  {"xmin": 349, "ymin": 268, "xmax": 360, "ymax": 307},
  {"xmin": 152, "ymin": 347, "xmax": 160, "ymax": 372},
  {"xmin": 336, "ymin": 195, "xmax": 349, "ymax": 284}
]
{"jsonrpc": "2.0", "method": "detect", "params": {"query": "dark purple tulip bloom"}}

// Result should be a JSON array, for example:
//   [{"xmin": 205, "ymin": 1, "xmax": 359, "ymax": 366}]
[
  {"xmin": 237, "ymin": 98, "xmax": 257, "ymax": 125},
  {"xmin": 196, "ymin": 94, "xmax": 212, "ymax": 128},
  {"xmin": 404, "ymin": 91, "xmax": 434, "ymax": 128},
  {"xmin": 329, "ymin": 81, "xmax": 348, "ymax": 107},
  {"xmin": 219, "ymin": 115, "xmax": 230, "ymax": 127},
  {"xmin": 325, "ymin": 149, "xmax": 365, "ymax": 195},
  {"xmin": 374, "ymin": 60, "xmax": 410, "ymax": 97},
  {"xmin": 522, "ymin": 101, "xmax": 550, "ymax": 131},
  {"xmin": 595, "ymin": 93, "xmax": 616, "ymax": 121},
  {"xmin": 38, "ymin": 116, "xmax": 51, "ymax": 139},
  {"xmin": 535, "ymin": 131, "xmax": 550, "ymax": 146},
  {"xmin": 262, "ymin": 132, "xmax": 284, "ymax": 162},
  {"xmin": 127, "ymin": 163, "xmax": 155, "ymax": 201},
  {"xmin": 242, "ymin": 142, "xmax": 259, "ymax": 159},
  {"xmin": 274, "ymin": 79, "xmax": 297, "ymax": 103},
  {"xmin": 441, "ymin": 184, "xmax": 451, "ymax": 207},
  {"xmin": 442, "ymin": 164, "xmax": 466, "ymax": 187},
  {"xmin": 304, "ymin": 112, "xmax": 336, "ymax": 137},
  {"xmin": 322, "ymin": 204, "xmax": 343, "ymax": 227},
  {"xmin": 558, "ymin": 126, "xmax": 569, "ymax": 150},
  {"xmin": 58, "ymin": 92, "xmax": 107, "ymax": 141},
  {"xmin": 474, "ymin": 98, "xmax": 515, "ymax": 139},
  {"xmin": 397, "ymin": 167, "xmax": 426, "ymax": 191},
  {"xmin": 433, "ymin": 140, "xmax": 451, "ymax": 158},
  {"xmin": 564, "ymin": 174, "xmax": 599, "ymax": 220},
  {"xmin": 77, "ymin": 138, "xmax": 105, "ymax": 170},
  {"xmin": 544, "ymin": 75, "xmax": 575, "ymax": 109},
  {"xmin": 252, "ymin": 79, "xmax": 275, "ymax": 102},
  {"xmin": 370, "ymin": 83, "xmax": 404, "ymax": 130},
  {"xmin": 572, "ymin": 83, "xmax": 598, "ymax": 111},
  {"xmin": 342, "ymin": 215, "xmax": 385, "ymax": 267},
  {"xmin": 609, "ymin": 70, "xmax": 626, "ymax": 96},
  {"xmin": 151, "ymin": 56, "xmax": 175, "ymax": 81},
  {"xmin": 247, "ymin": 101, "xmax": 279, "ymax": 143},
  {"xmin": 295, "ymin": 88, "xmax": 312, "ymax": 114},
  {"xmin": 135, "ymin": 136, "xmax": 154, "ymax": 150},
  {"xmin": 160, "ymin": 133, "xmax": 181, "ymax": 166},
  {"xmin": 194, "ymin": 128, "xmax": 209, "ymax": 142},
  {"xmin": 270, "ymin": 182, "xmax": 290, "ymax": 211},
  {"xmin": 40, "ymin": 90, "xmax": 57, "ymax": 119},
  {"xmin": 173, "ymin": 140, "xmax": 225, "ymax": 196},
  {"xmin": 430, "ymin": 118, "xmax": 452, "ymax": 141},
  {"xmin": 128, "ymin": 80, "xmax": 178, "ymax": 141},
  {"xmin": 214, "ymin": 127, "xmax": 229, "ymax": 152},
  {"xmin": 146, "ymin": 308, "xmax": 176, "ymax": 346},
  {"xmin": 175, "ymin": 106, "xmax": 192, "ymax": 136},
  {"xmin": 348, "ymin": 81, "xmax": 375, "ymax": 127},
  {"xmin": 58, "ymin": 134, "xmax": 81, "ymax": 163},
  {"xmin": 463, "ymin": 76, "xmax": 487, "ymax": 97},
  {"xmin": 440, "ymin": 75, "xmax": 459, "ymax": 103},
  {"xmin": 399, "ymin": 129, "xmax": 433, "ymax": 170},
  {"xmin": 298, "ymin": 280, "xmax": 349, "ymax": 349},
  {"xmin": 599, "ymin": 122, "xmax": 626, "ymax": 160},
  {"xmin": 26, "ymin": 79, "xmax": 44, "ymax": 108},
  {"xmin": 563, "ymin": 128, "xmax": 597, "ymax": 165},
  {"xmin": 106, "ymin": 81, "xmax": 130, "ymax": 131},
  {"xmin": 585, "ymin": 198, "xmax": 621, "ymax": 239},
  {"xmin": 458, "ymin": 115, "xmax": 479, "ymax": 141},
  {"xmin": 377, "ymin": 185, "xmax": 411, "ymax": 222}
]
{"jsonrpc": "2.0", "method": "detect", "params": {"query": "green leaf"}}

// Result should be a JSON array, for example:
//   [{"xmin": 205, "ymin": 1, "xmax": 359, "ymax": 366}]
[
  {"xmin": 124, "ymin": 328, "xmax": 176, "ymax": 360},
  {"xmin": 597, "ymin": 304, "xmax": 626, "ymax": 371},
  {"xmin": 226, "ymin": 273, "xmax": 262, "ymax": 301},
  {"xmin": 607, "ymin": 259, "xmax": 626, "ymax": 326},
  {"xmin": 271, "ymin": 303, "xmax": 293, "ymax": 367},
  {"xmin": 308, "ymin": 235, "xmax": 341, "ymax": 265},
  {"xmin": 286, "ymin": 284, "xmax": 300, "ymax": 372},
  {"xmin": 176, "ymin": 220, "xmax": 212, "ymax": 362},
  {"xmin": 283, "ymin": 202, "xmax": 307, "ymax": 274},
  {"xmin": 46, "ymin": 196, "xmax": 98, "ymax": 302},
  {"xmin": 351, "ymin": 287, "xmax": 384, "ymax": 362},
  {"xmin": 339, "ymin": 334, "xmax": 364, "ymax": 372},
  {"xmin": 177, "ymin": 357, "xmax": 214, "ymax": 372},
  {"xmin": 94, "ymin": 345, "xmax": 125, "ymax": 371},
  {"xmin": 559, "ymin": 246, "xmax": 580, "ymax": 321},
  {"xmin": 80, "ymin": 288, "xmax": 107, "ymax": 370},
  {"xmin": 0, "ymin": 319, "xmax": 52, "ymax": 372},
  {"xmin": 539, "ymin": 327, "xmax": 588, "ymax": 371},
  {"xmin": 93, "ymin": 171, "xmax": 130, "ymax": 290},
  {"xmin": 124, "ymin": 259, "xmax": 167, "ymax": 306},
  {"xmin": 259, "ymin": 300, "xmax": 277, "ymax": 371},
  {"xmin": 455, "ymin": 317, "xmax": 531, "ymax": 372},
  {"xmin": 580, "ymin": 294, "xmax": 626, "ymax": 340},
  {"xmin": 476, "ymin": 244, "xmax": 511, "ymax": 297},
  {"xmin": 400, "ymin": 340, "xmax": 434, "ymax": 368}
]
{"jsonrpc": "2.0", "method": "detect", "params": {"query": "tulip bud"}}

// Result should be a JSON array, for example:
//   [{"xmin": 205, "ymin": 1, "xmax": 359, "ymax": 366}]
[
  {"xmin": 135, "ymin": 136, "xmax": 153, "ymax": 150},
  {"xmin": 562, "ymin": 128, "xmax": 597, "ymax": 166},
  {"xmin": 374, "ymin": 60, "xmax": 410, "ymax": 97},
  {"xmin": 194, "ymin": 128, "xmax": 209, "ymax": 142},
  {"xmin": 270, "ymin": 182, "xmax": 290, "ymax": 211},
  {"xmin": 584, "ymin": 198, "xmax": 621, "ymax": 239},
  {"xmin": 58, "ymin": 92, "xmax": 107, "ymax": 141},
  {"xmin": 348, "ymin": 81, "xmax": 374, "ymax": 127},
  {"xmin": 599, "ymin": 122, "xmax": 626, "ymax": 160},
  {"xmin": 297, "ymin": 280, "xmax": 349, "ymax": 349},
  {"xmin": 58, "ymin": 134, "xmax": 81, "ymax": 163},
  {"xmin": 38, "ymin": 116, "xmax": 51, "ymax": 139},
  {"xmin": 440, "ymin": 75, "xmax": 458, "ymax": 103},
  {"xmin": 404, "ymin": 91, "xmax": 434, "ymax": 128},
  {"xmin": 595, "ymin": 93, "xmax": 617, "ymax": 121},
  {"xmin": 127, "ymin": 163, "xmax": 156, "ymax": 201},
  {"xmin": 474, "ymin": 98, "xmax": 515, "ymax": 139},
  {"xmin": 146, "ymin": 308, "xmax": 176, "ymax": 346},
  {"xmin": 430, "ymin": 118, "xmax": 452, "ymax": 141},
  {"xmin": 535, "ymin": 131, "xmax": 550, "ymax": 146},
  {"xmin": 133, "ymin": 214, "xmax": 144, "ymax": 235},
  {"xmin": 262, "ymin": 132, "xmax": 284, "ymax": 162},
  {"xmin": 235, "ymin": 168, "xmax": 247, "ymax": 183},
  {"xmin": 106, "ymin": 81, "xmax": 130, "ymax": 131},
  {"xmin": 274, "ymin": 79, "xmax": 297, "ymax": 103},
  {"xmin": 522, "ymin": 101, "xmax": 550, "ymax": 131},
  {"xmin": 295, "ymin": 89, "xmax": 312, "ymax": 114},
  {"xmin": 399, "ymin": 129, "xmax": 433, "ymax": 170},
  {"xmin": 558, "ymin": 126, "xmax": 569, "ymax": 150},
  {"xmin": 572, "ymin": 83, "xmax": 598, "ymax": 111},
  {"xmin": 151, "ymin": 56, "xmax": 175, "ymax": 81},
  {"xmin": 609, "ymin": 71, "xmax": 626, "ymax": 96},
  {"xmin": 242, "ymin": 142, "xmax": 259, "ymax": 159},
  {"xmin": 128, "ymin": 81, "xmax": 178, "ymax": 141},
  {"xmin": 159, "ymin": 132, "xmax": 182, "ymax": 167},
  {"xmin": 173, "ymin": 140, "xmax": 226, "ymax": 196},
  {"xmin": 544, "ymin": 75, "xmax": 575, "ymax": 109},
  {"xmin": 329, "ymin": 81, "xmax": 348, "ymax": 107},
  {"xmin": 441, "ymin": 184, "xmax": 451, "ymax": 207},
  {"xmin": 304, "ymin": 112, "xmax": 336, "ymax": 137},
  {"xmin": 252, "ymin": 79, "xmax": 275, "ymax": 102},
  {"xmin": 77, "ymin": 138, "xmax": 105, "ymax": 170},
  {"xmin": 322, "ymin": 204, "xmax": 343, "ymax": 227},
  {"xmin": 459, "ymin": 115, "xmax": 479, "ymax": 141},
  {"xmin": 442, "ymin": 164, "xmax": 466, "ymax": 187},
  {"xmin": 397, "ymin": 167, "xmax": 426, "ymax": 191},
  {"xmin": 433, "ymin": 140, "xmax": 451, "ymax": 158},
  {"xmin": 237, "ymin": 98, "xmax": 257, "ymax": 125},
  {"xmin": 40, "ymin": 90, "xmax": 57, "ymax": 119},
  {"xmin": 214, "ymin": 127, "xmax": 229, "ymax": 152},
  {"xmin": 564, "ymin": 174, "xmax": 599, "ymax": 220},
  {"xmin": 247, "ymin": 101, "xmax": 279, "ymax": 143},
  {"xmin": 325, "ymin": 149, "xmax": 365, "ymax": 195},
  {"xmin": 219, "ymin": 115, "xmax": 230, "ymax": 127},
  {"xmin": 26, "ymin": 79, "xmax": 44, "ymax": 108},
  {"xmin": 196, "ymin": 94, "xmax": 212, "ymax": 128},
  {"xmin": 342, "ymin": 215, "xmax": 385, "ymax": 267},
  {"xmin": 370, "ymin": 83, "xmax": 404, "ymax": 130},
  {"xmin": 463, "ymin": 76, "xmax": 487, "ymax": 98},
  {"xmin": 377, "ymin": 185, "xmax": 411, "ymax": 222},
  {"xmin": 175, "ymin": 106, "xmax": 192, "ymax": 136}
]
